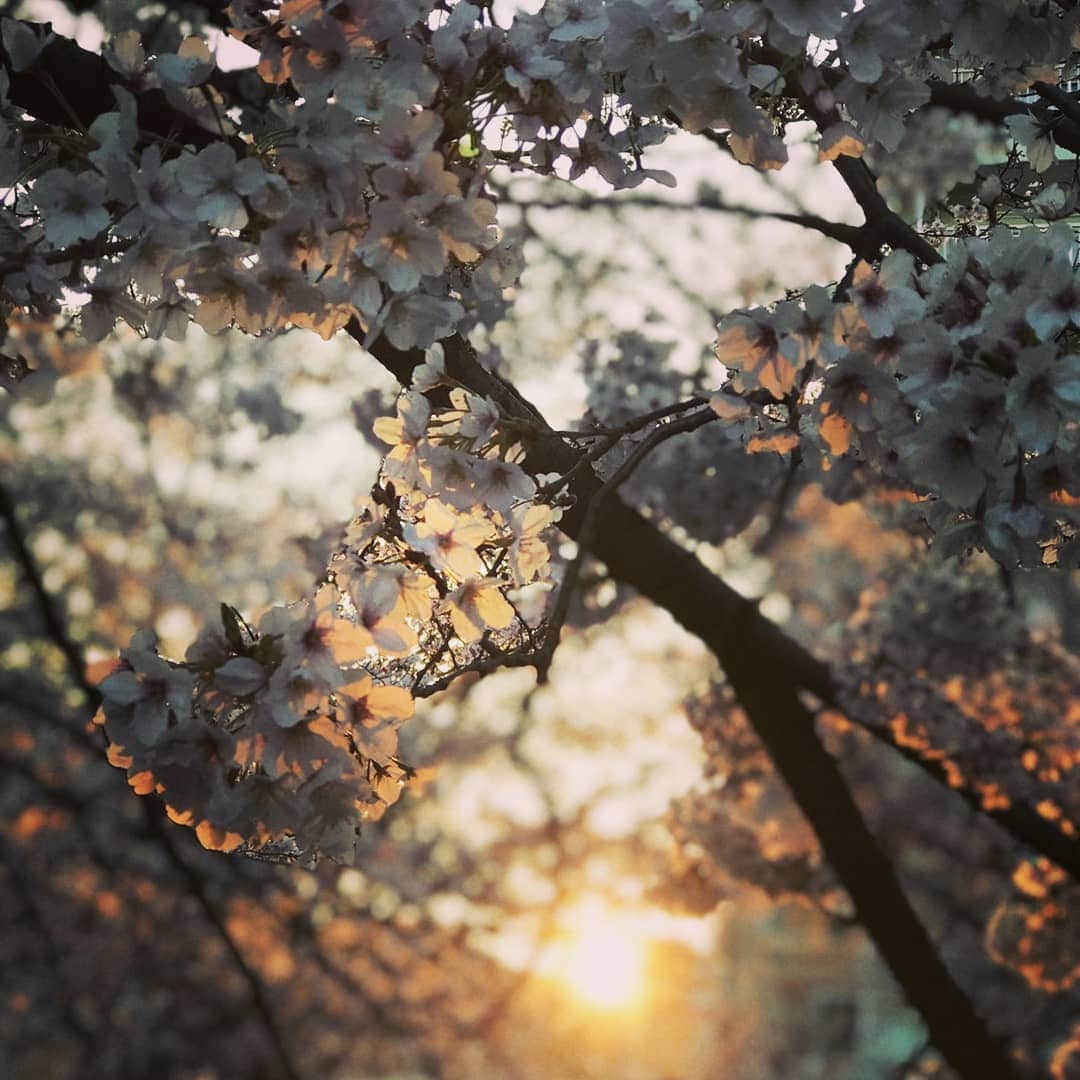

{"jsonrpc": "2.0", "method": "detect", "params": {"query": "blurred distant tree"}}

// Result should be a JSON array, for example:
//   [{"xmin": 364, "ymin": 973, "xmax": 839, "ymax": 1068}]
[{"xmin": 3, "ymin": 1, "xmax": 1080, "ymax": 1078}]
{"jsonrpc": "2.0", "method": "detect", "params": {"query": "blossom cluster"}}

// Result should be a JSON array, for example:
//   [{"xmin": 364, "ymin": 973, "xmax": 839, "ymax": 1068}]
[
  {"xmin": 95, "ymin": 366, "xmax": 559, "ymax": 859},
  {"xmin": 836, "ymin": 561, "xmax": 1080, "ymax": 816},
  {"xmin": 2, "ymin": 0, "xmax": 1077, "ymax": 371},
  {"xmin": 712, "ymin": 232, "xmax": 1080, "ymax": 568},
  {"xmin": 1, "ymin": 7, "xmax": 514, "ymax": 352},
  {"xmin": 832, "ymin": 560, "xmax": 1080, "ymax": 992}
]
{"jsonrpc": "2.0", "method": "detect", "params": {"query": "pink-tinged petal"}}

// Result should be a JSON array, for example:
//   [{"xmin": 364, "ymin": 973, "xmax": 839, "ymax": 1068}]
[
  {"xmin": 449, "ymin": 603, "xmax": 484, "ymax": 642},
  {"xmin": 443, "ymin": 544, "xmax": 485, "ymax": 581},
  {"xmin": 338, "ymin": 674, "xmax": 374, "ymax": 700},
  {"xmin": 133, "ymin": 698, "xmax": 168, "ymax": 745},
  {"xmin": 328, "ymin": 619, "xmax": 377, "ymax": 663},
  {"xmin": 100, "ymin": 670, "xmax": 144, "ymax": 705},
  {"xmin": 372, "ymin": 618, "xmax": 417, "ymax": 656},
  {"xmin": 364, "ymin": 685, "xmax": 414, "ymax": 723},
  {"xmin": 214, "ymin": 656, "xmax": 267, "ymax": 695},
  {"xmin": 473, "ymin": 585, "xmax": 514, "ymax": 630},
  {"xmin": 372, "ymin": 416, "xmax": 404, "ymax": 445}
]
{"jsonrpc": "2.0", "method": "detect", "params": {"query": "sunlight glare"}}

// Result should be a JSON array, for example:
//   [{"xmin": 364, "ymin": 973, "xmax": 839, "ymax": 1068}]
[{"xmin": 546, "ymin": 900, "xmax": 648, "ymax": 1010}]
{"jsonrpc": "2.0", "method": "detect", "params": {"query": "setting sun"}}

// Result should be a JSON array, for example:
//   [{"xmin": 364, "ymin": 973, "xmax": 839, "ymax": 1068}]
[
  {"xmin": 562, "ymin": 923, "xmax": 646, "ymax": 1009},
  {"xmin": 543, "ymin": 900, "xmax": 650, "ymax": 1010}
]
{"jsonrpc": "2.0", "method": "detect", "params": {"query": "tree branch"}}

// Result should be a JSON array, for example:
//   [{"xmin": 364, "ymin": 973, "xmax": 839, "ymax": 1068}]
[
  {"xmin": 498, "ymin": 188, "xmax": 865, "ymax": 251},
  {"xmin": 536, "ymin": 395, "xmax": 708, "ymax": 498},
  {"xmin": 1, "ymin": 29, "xmax": 216, "ymax": 150},
  {"xmin": 930, "ymin": 79, "xmax": 1080, "ymax": 156},
  {"xmin": 536, "ymin": 406, "xmax": 718, "ymax": 682},
  {"xmin": 357, "ymin": 319, "xmax": 1080, "ymax": 878},
  {"xmin": 722, "ymin": 672, "xmax": 1015, "ymax": 1079},
  {"xmin": 827, "ymin": 155, "xmax": 943, "ymax": 265},
  {"xmin": 0, "ymin": 480, "xmax": 100, "ymax": 711},
  {"xmin": 144, "ymin": 806, "xmax": 305, "ymax": 1080},
  {"xmin": 1033, "ymin": 80, "xmax": 1080, "ymax": 132}
]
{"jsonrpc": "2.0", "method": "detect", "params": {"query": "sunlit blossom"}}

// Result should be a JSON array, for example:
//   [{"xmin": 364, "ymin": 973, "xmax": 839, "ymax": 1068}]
[
  {"xmin": 445, "ymin": 577, "xmax": 515, "ymax": 642},
  {"xmin": 404, "ymin": 499, "xmax": 491, "ymax": 581}
]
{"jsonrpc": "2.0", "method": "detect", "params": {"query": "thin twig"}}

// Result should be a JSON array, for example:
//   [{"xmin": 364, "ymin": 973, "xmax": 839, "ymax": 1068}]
[
  {"xmin": 412, "ymin": 647, "xmax": 543, "ymax": 699},
  {"xmin": 752, "ymin": 445, "xmax": 803, "ymax": 556},
  {"xmin": 536, "ymin": 406, "xmax": 718, "ymax": 682},
  {"xmin": 499, "ymin": 188, "xmax": 864, "ymax": 250},
  {"xmin": 0, "ymin": 239, "xmax": 133, "ymax": 281},
  {"xmin": 537, "ymin": 396, "xmax": 707, "ymax": 497},
  {"xmin": 0, "ymin": 480, "xmax": 101, "ymax": 711}
]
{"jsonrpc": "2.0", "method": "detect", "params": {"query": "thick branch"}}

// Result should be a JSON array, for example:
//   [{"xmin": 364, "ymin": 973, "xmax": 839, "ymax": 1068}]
[
  {"xmin": 827, "ymin": 156, "xmax": 944, "ymax": 267},
  {"xmin": 537, "ymin": 406, "xmax": 719, "ymax": 682},
  {"xmin": 1032, "ymin": 81, "xmax": 1080, "ymax": 130},
  {"xmin": 723, "ymin": 671, "xmax": 1015, "ymax": 1080},
  {"xmin": 929, "ymin": 80, "xmax": 1080, "ymax": 156},
  {"xmin": 358, "ymin": 327, "xmax": 1080, "ymax": 884},
  {"xmin": 1, "ymin": 29, "xmax": 216, "ymax": 148}
]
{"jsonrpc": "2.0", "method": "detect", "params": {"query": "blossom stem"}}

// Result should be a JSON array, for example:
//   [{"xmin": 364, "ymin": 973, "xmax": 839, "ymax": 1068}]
[{"xmin": 537, "ymin": 396, "xmax": 708, "ymax": 497}]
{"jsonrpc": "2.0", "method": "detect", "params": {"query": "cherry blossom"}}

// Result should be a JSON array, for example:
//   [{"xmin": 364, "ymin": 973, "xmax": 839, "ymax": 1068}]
[{"xmin": 99, "ymin": 629, "xmax": 195, "ymax": 746}]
